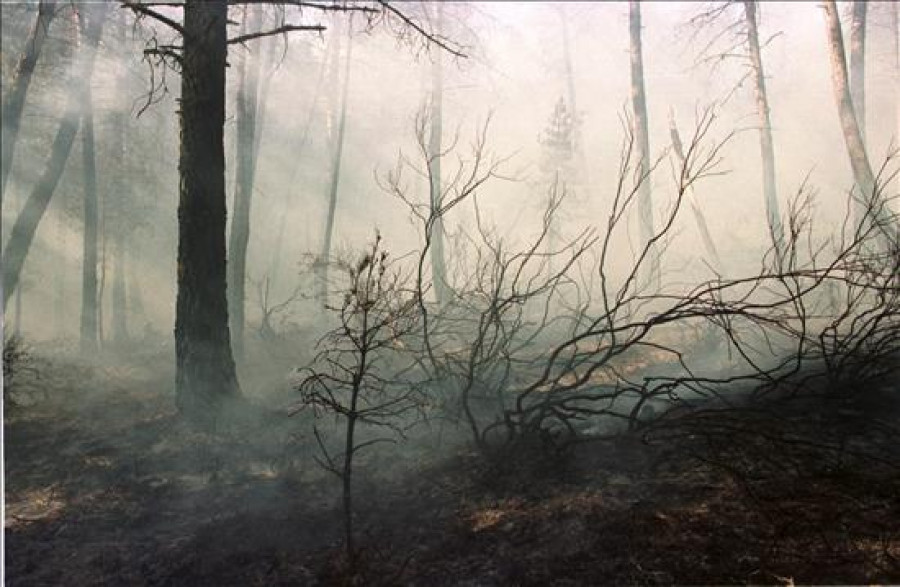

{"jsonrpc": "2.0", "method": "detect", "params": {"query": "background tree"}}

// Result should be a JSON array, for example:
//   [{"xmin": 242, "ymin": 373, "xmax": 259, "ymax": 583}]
[
  {"xmin": 79, "ymin": 15, "xmax": 99, "ymax": 353},
  {"xmin": 823, "ymin": 0, "xmax": 879, "ymax": 228},
  {"xmin": 228, "ymin": 4, "xmax": 264, "ymax": 361},
  {"xmin": 2, "ymin": 3, "xmax": 107, "ymax": 310},
  {"xmin": 629, "ymin": 1, "xmax": 659, "ymax": 286},
  {"xmin": 318, "ymin": 16, "xmax": 354, "ymax": 303},
  {"xmin": 849, "ymin": 1, "xmax": 867, "ymax": 145},
  {"xmin": 686, "ymin": 1, "xmax": 784, "ymax": 248},
  {"xmin": 0, "ymin": 0, "xmax": 56, "ymax": 203}
]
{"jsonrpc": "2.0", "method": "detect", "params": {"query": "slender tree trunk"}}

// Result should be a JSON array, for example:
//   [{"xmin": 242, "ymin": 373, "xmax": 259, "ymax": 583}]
[
  {"xmin": 228, "ymin": 5, "xmax": 263, "ymax": 361},
  {"xmin": 668, "ymin": 111, "xmax": 722, "ymax": 269},
  {"xmin": 743, "ymin": 1, "xmax": 783, "ymax": 249},
  {"xmin": 318, "ymin": 20, "xmax": 354, "ymax": 302},
  {"xmin": 112, "ymin": 237, "xmax": 128, "ymax": 342},
  {"xmin": 54, "ymin": 217, "xmax": 66, "ymax": 336},
  {"xmin": 1, "ymin": 0, "xmax": 56, "ymax": 202},
  {"xmin": 110, "ymin": 9, "xmax": 129, "ymax": 346},
  {"xmin": 823, "ymin": 1, "xmax": 878, "ymax": 213},
  {"xmin": 175, "ymin": 0, "xmax": 241, "ymax": 425},
  {"xmin": 629, "ymin": 1, "xmax": 658, "ymax": 285},
  {"xmin": 80, "ymin": 79, "xmax": 99, "ymax": 353},
  {"xmin": 849, "ymin": 1, "xmax": 867, "ymax": 145},
  {"xmin": 2, "ymin": 4, "xmax": 106, "ymax": 310},
  {"xmin": 97, "ymin": 216, "xmax": 107, "ymax": 345},
  {"xmin": 428, "ymin": 3, "xmax": 449, "ymax": 306},
  {"xmin": 343, "ymin": 412, "xmax": 357, "ymax": 562}
]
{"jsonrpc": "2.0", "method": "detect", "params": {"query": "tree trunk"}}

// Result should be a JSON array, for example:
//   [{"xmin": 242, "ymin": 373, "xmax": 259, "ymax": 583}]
[
  {"xmin": 629, "ymin": 1, "xmax": 658, "ymax": 286},
  {"xmin": 0, "ymin": 0, "xmax": 57, "ymax": 202},
  {"xmin": 175, "ymin": 0, "xmax": 241, "ymax": 426},
  {"xmin": 2, "ymin": 4, "xmax": 106, "ymax": 310},
  {"xmin": 228, "ymin": 5, "xmax": 263, "ymax": 360},
  {"xmin": 849, "ymin": 1, "xmax": 867, "ymax": 145},
  {"xmin": 80, "ymin": 76, "xmax": 99, "ymax": 353},
  {"xmin": 668, "ymin": 111, "xmax": 722, "ymax": 269},
  {"xmin": 112, "ymin": 236, "xmax": 128, "ymax": 342},
  {"xmin": 54, "ymin": 216, "xmax": 66, "ymax": 335},
  {"xmin": 743, "ymin": 1, "xmax": 783, "ymax": 249},
  {"xmin": 428, "ymin": 3, "xmax": 449, "ymax": 306},
  {"xmin": 823, "ymin": 1, "xmax": 878, "ymax": 215},
  {"xmin": 318, "ymin": 20, "xmax": 354, "ymax": 302}
]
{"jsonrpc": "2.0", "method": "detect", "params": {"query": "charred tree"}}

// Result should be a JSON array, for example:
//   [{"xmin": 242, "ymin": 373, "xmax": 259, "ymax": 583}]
[
  {"xmin": 175, "ymin": 0, "xmax": 241, "ymax": 424},
  {"xmin": 1, "ymin": 0, "xmax": 57, "ymax": 201}
]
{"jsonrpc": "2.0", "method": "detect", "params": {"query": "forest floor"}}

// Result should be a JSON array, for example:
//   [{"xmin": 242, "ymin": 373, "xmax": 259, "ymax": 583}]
[{"xmin": 4, "ymin": 343, "xmax": 900, "ymax": 586}]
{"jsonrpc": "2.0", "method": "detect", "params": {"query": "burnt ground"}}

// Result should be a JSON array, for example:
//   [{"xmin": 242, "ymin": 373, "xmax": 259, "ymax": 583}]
[{"xmin": 4, "ymin": 348, "xmax": 900, "ymax": 586}]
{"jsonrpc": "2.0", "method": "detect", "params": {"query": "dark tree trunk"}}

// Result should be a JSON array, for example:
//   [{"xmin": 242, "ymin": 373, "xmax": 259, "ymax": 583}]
[
  {"xmin": 80, "ymin": 86, "xmax": 99, "ymax": 353},
  {"xmin": 743, "ymin": 0, "xmax": 783, "ymax": 248},
  {"xmin": 318, "ymin": 20, "xmax": 354, "ymax": 302},
  {"xmin": 175, "ymin": 0, "xmax": 241, "ymax": 425},
  {"xmin": 1, "ymin": 0, "xmax": 56, "ymax": 202},
  {"xmin": 428, "ymin": 3, "xmax": 449, "ymax": 307},
  {"xmin": 2, "ymin": 4, "xmax": 106, "ymax": 310},
  {"xmin": 849, "ymin": 1, "xmax": 867, "ymax": 145},
  {"xmin": 228, "ymin": 5, "xmax": 263, "ymax": 361},
  {"xmin": 629, "ymin": 1, "xmax": 659, "ymax": 285}
]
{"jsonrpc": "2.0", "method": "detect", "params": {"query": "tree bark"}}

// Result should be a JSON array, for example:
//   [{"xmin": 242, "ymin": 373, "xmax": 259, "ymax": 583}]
[
  {"xmin": 629, "ymin": 1, "xmax": 659, "ymax": 286},
  {"xmin": 0, "ymin": 0, "xmax": 57, "ymax": 202},
  {"xmin": 849, "ymin": 1, "xmax": 867, "ymax": 145},
  {"xmin": 228, "ymin": 5, "xmax": 263, "ymax": 360},
  {"xmin": 743, "ymin": 0, "xmax": 783, "ymax": 249},
  {"xmin": 175, "ymin": 0, "xmax": 241, "ymax": 425},
  {"xmin": 2, "ymin": 4, "xmax": 106, "ymax": 310},
  {"xmin": 318, "ymin": 20, "xmax": 354, "ymax": 302},
  {"xmin": 80, "ymin": 84, "xmax": 99, "ymax": 353},
  {"xmin": 428, "ymin": 3, "xmax": 449, "ymax": 307}
]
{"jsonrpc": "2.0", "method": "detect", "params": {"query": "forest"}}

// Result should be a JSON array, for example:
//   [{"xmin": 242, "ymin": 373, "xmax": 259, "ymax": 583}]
[{"xmin": 2, "ymin": 1, "xmax": 899, "ymax": 584}]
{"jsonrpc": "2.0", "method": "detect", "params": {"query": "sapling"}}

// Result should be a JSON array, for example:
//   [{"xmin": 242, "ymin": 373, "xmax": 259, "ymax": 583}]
[{"xmin": 292, "ymin": 234, "xmax": 421, "ymax": 564}]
